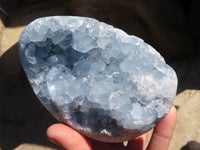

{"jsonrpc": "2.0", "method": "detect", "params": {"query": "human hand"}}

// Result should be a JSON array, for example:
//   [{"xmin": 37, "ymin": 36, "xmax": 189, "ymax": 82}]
[{"xmin": 47, "ymin": 106, "xmax": 177, "ymax": 150}]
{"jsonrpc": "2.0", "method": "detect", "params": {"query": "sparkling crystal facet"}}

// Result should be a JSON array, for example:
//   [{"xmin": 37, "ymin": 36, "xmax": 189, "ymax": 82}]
[{"xmin": 18, "ymin": 16, "xmax": 178, "ymax": 142}]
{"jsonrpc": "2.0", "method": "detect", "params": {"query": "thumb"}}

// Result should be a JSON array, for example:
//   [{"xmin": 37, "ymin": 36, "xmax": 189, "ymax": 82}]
[{"xmin": 146, "ymin": 106, "xmax": 177, "ymax": 150}]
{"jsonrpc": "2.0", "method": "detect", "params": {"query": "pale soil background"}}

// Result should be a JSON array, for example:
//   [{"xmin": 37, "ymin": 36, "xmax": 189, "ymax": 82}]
[{"xmin": 0, "ymin": 0, "xmax": 200, "ymax": 150}]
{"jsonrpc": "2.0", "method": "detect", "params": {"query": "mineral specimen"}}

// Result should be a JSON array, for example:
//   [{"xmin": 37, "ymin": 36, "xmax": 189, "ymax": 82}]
[{"xmin": 18, "ymin": 16, "xmax": 178, "ymax": 142}]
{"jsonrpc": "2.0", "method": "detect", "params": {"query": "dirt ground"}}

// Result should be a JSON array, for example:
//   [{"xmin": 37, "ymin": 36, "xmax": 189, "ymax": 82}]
[{"xmin": 0, "ymin": 1, "xmax": 200, "ymax": 150}]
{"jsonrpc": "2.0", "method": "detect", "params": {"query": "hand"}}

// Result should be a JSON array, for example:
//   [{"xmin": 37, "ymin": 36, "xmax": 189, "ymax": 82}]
[{"xmin": 47, "ymin": 106, "xmax": 177, "ymax": 150}]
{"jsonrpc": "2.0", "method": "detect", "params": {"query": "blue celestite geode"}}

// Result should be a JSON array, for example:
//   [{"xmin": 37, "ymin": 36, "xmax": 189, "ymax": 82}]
[{"xmin": 18, "ymin": 16, "xmax": 178, "ymax": 142}]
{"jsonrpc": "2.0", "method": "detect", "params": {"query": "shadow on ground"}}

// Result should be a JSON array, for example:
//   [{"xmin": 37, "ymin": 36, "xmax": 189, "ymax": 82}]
[
  {"xmin": 170, "ymin": 58, "xmax": 200, "ymax": 93},
  {"xmin": 0, "ymin": 44, "xmax": 58, "ymax": 150}
]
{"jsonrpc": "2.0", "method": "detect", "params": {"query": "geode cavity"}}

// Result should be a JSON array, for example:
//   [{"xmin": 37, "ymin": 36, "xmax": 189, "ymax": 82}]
[{"xmin": 18, "ymin": 16, "xmax": 178, "ymax": 142}]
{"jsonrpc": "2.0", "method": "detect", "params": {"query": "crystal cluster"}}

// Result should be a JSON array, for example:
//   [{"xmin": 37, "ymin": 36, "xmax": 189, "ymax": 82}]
[{"xmin": 18, "ymin": 16, "xmax": 177, "ymax": 142}]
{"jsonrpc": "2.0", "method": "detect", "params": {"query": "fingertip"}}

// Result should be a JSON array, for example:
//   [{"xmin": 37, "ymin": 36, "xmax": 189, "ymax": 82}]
[
  {"xmin": 160, "ymin": 106, "xmax": 177, "ymax": 129},
  {"xmin": 171, "ymin": 106, "xmax": 177, "ymax": 119},
  {"xmin": 47, "ymin": 123, "xmax": 92, "ymax": 150},
  {"xmin": 46, "ymin": 123, "xmax": 63, "ymax": 144}
]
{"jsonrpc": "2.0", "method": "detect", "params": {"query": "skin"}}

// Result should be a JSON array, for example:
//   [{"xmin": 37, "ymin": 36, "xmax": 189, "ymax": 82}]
[{"xmin": 47, "ymin": 106, "xmax": 177, "ymax": 150}]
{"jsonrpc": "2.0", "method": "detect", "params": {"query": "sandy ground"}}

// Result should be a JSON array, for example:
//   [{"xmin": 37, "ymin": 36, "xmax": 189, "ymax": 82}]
[
  {"xmin": 170, "ymin": 90, "xmax": 200, "ymax": 150},
  {"xmin": 0, "ymin": 2, "xmax": 200, "ymax": 150}
]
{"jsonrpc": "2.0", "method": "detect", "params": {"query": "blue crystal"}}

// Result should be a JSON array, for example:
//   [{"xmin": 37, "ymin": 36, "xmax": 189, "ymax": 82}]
[{"xmin": 18, "ymin": 16, "xmax": 178, "ymax": 142}]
